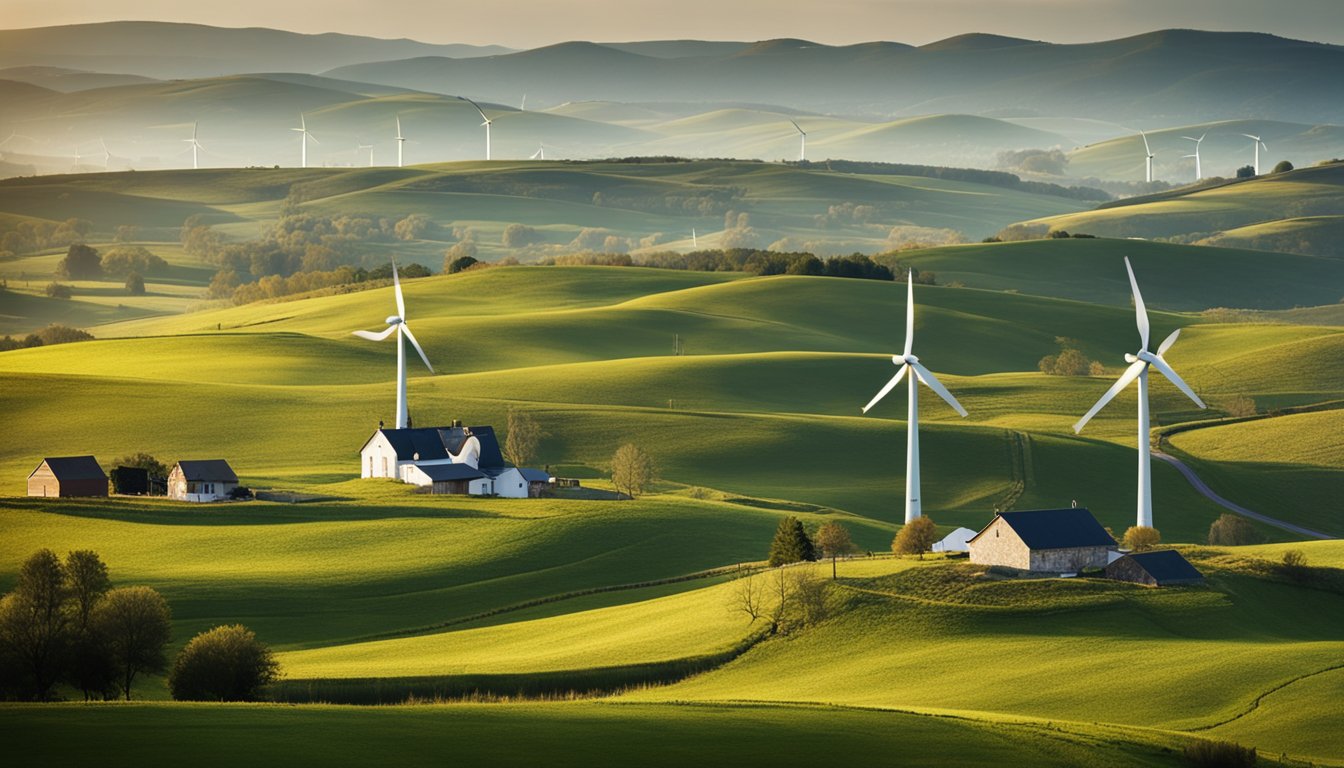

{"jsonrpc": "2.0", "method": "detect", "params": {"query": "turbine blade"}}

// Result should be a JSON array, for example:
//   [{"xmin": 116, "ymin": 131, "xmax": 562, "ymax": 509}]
[
  {"xmin": 401, "ymin": 323, "xmax": 434, "ymax": 373},
  {"xmin": 1073, "ymin": 359, "xmax": 1147, "ymax": 433},
  {"xmin": 1150, "ymin": 356, "xmax": 1205, "ymax": 409},
  {"xmin": 1139, "ymin": 130, "xmax": 1151, "ymax": 155},
  {"xmin": 904, "ymin": 274, "xmax": 915, "ymax": 357},
  {"xmin": 861, "ymin": 364, "xmax": 908, "ymax": 414},
  {"xmin": 353, "ymin": 326, "xmax": 396, "ymax": 341},
  {"xmin": 909, "ymin": 360, "xmax": 968, "ymax": 417},
  {"xmin": 392, "ymin": 260, "xmax": 406, "ymax": 318},
  {"xmin": 1124, "ymin": 256, "xmax": 1150, "ymax": 350},
  {"xmin": 1157, "ymin": 328, "xmax": 1180, "ymax": 356}
]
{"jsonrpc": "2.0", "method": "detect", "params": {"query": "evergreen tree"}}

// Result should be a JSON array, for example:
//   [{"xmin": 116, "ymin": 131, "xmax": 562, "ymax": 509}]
[{"xmin": 768, "ymin": 516, "xmax": 816, "ymax": 566}]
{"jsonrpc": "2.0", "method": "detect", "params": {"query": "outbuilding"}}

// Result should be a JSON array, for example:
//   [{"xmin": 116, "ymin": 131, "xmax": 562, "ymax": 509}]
[
  {"xmin": 27, "ymin": 456, "xmax": 108, "ymax": 497},
  {"xmin": 1105, "ymin": 550, "xmax": 1204, "ymax": 587},
  {"xmin": 403, "ymin": 463, "xmax": 492, "ymax": 496},
  {"xmin": 967, "ymin": 507, "xmax": 1116, "ymax": 573},
  {"xmin": 932, "ymin": 526, "xmax": 978, "ymax": 553},
  {"xmin": 168, "ymin": 460, "xmax": 239, "ymax": 502}
]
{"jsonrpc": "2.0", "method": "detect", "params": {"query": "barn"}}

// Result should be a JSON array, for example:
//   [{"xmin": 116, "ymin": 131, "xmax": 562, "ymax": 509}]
[
  {"xmin": 487, "ymin": 467, "xmax": 553, "ymax": 498},
  {"xmin": 1105, "ymin": 550, "xmax": 1204, "ymax": 587},
  {"xmin": 168, "ymin": 460, "xmax": 239, "ymax": 502},
  {"xmin": 27, "ymin": 456, "xmax": 108, "ymax": 497},
  {"xmin": 403, "ymin": 463, "xmax": 491, "ymax": 495},
  {"xmin": 967, "ymin": 507, "xmax": 1116, "ymax": 573}
]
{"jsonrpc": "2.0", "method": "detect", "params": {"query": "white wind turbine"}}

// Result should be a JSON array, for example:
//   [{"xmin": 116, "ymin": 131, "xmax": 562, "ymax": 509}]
[
  {"xmin": 529, "ymin": 144, "xmax": 545, "ymax": 160},
  {"xmin": 184, "ymin": 122, "xmax": 203, "ymax": 169},
  {"xmin": 1073, "ymin": 257, "xmax": 1206, "ymax": 529},
  {"xmin": 1181, "ymin": 133, "xmax": 1205, "ymax": 181},
  {"xmin": 395, "ymin": 116, "xmax": 406, "ymax": 168},
  {"xmin": 1242, "ymin": 133, "xmax": 1268, "ymax": 175},
  {"xmin": 789, "ymin": 119, "xmax": 806, "ymax": 161},
  {"xmin": 459, "ymin": 96, "xmax": 492, "ymax": 160},
  {"xmin": 1139, "ymin": 129, "xmax": 1155, "ymax": 183},
  {"xmin": 357, "ymin": 141, "xmax": 374, "ymax": 167},
  {"xmin": 292, "ymin": 114, "xmax": 319, "ymax": 168},
  {"xmin": 861, "ymin": 276, "xmax": 968, "ymax": 523},
  {"xmin": 352, "ymin": 260, "xmax": 434, "ymax": 430},
  {"xmin": 95, "ymin": 138, "xmax": 111, "ymax": 169}
]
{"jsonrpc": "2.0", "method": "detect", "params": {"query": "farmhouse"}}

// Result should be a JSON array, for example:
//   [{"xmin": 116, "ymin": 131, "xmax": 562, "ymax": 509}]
[
  {"xmin": 27, "ymin": 456, "xmax": 108, "ymax": 497},
  {"xmin": 168, "ymin": 460, "xmax": 239, "ymax": 502},
  {"xmin": 359, "ymin": 420, "xmax": 552, "ymax": 496},
  {"xmin": 967, "ymin": 507, "xmax": 1116, "ymax": 572},
  {"xmin": 1105, "ymin": 550, "xmax": 1204, "ymax": 587}
]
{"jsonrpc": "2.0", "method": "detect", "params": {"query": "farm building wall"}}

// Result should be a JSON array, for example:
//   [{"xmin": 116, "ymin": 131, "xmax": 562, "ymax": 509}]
[
  {"xmin": 26, "ymin": 463, "xmax": 108, "ymax": 498},
  {"xmin": 362, "ymin": 433, "xmax": 399, "ymax": 479},
  {"xmin": 967, "ymin": 518, "xmax": 1030, "ymax": 570},
  {"xmin": 1104, "ymin": 557, "xmax": 1159, "ymax": 586},
  {"xmin": 1029, "ymin": 546, "xmax": 1111, "ymax": 573},
  {"xmin": 167, "ymin": 467, "xmax": 236, "ymax": 502}
]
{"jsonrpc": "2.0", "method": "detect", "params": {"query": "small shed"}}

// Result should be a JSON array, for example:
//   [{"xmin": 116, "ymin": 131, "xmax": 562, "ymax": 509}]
[
  {"xmin": 1105, "ymin": 550, "xmax": 1204, "ymax": 587},
  {"xmin": 110, "ymin": 466, "xmax": 149, "ymax": 495},
  {"xmin": 932, "ymin": 527, "xmax": 978, "ymax": 553},
  {"xmin": 486, "ymin": 467, "xmax": 553, "ymax": 498},
  {"xmin": 404, "ymin": 463, "xmax": 490, "ymax": 495},
  {"xmin": 27, "ymin": 456, "xmax": 108, "ymax": 497},
  {"xmin": 168, "ymin": 460, "xmax": 239, "ymax": 502}
]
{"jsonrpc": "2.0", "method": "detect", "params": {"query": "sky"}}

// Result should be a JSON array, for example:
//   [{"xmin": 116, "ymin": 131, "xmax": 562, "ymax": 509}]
[{"xmin": 3, "ymin": 0, "xmax": 1342, "ymax": 48}]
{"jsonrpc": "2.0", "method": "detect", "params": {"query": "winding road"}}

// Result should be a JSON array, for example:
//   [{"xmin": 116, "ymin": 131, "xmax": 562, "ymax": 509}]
[{"xmin": 1154, "ymin": 450, "xmax": 1336, "ymax": 540}]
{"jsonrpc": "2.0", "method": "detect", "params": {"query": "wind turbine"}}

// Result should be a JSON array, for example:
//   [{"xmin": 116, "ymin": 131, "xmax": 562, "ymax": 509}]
[
  {"xmin": 458, "ymin": 96, "xmax": 492, "ymax": 160},
  {"xmin": 692, "ymin": 228, "xmax": 698, "ymax": 248},
  {"xmin": 529, "ymin": 144, "xmax": 545, "ymax": 160},
  {"xmin": 352, "ymin": 260, "xmax": 434, "ymax": 430},
  {"xmin": 292, "ymin": 114, "xmax": 319, "ymax": 168},
  {"xmin": 1241, "ymin": 133, "xmax": 1267, "ymax": 175},
  {"xmin": 520, "ymin": 94, "xmax": 527, "ymax": 111},
  {"xmin": 357, "ymin": 141, "xmax": 374, "ymax": 167},
  {"xmin": 95, "ymin": 138, "xmax": 111, "ymax": 169},
  {"xmin": 1073, "ymin": 257, "xmax": 1206, "ymax": 529},
  {"xmin": 395, "ymin": 116, "xmax": 406, "ymax": 168},
  {"xmin": 861, "ymin": 275, "xmax": 969, "ymax": 523},
  {"xmin": 184, "ymin": 122, "xmax": 203, "ymax": 169},
  {"xmin": 789, "ymin": 119, "xmax": 806, "ymax": 162},
  {"xmin": 1181, "ymin": 133, "xmax": 1205, "ymax": 181},
  {"xmin": 1139, "ymin": 129, "xmax": 1154, "ymax": 183}
]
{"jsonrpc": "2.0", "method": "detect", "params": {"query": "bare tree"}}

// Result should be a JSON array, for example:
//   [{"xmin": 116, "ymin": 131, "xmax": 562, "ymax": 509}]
[
  {"xmin": 729, "ymin": 572, "xmax": 766, "ymax": 623},
  {"xmin": 503, "ymin": 409, "xmax": 544, "ymax": 468},
  {"xmin": 611, "ymin": 443, "xmax": 656, "ymax": 499}
]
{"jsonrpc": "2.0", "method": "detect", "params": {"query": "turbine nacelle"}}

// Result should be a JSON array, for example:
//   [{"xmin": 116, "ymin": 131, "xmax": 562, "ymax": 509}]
[
  {"xmin": 892, "ymin": 353, "xmax": 918, "ymax": 365},
  {"xmin": 386, "ymin": 315, "xmax": 403, "ymax": 326}
]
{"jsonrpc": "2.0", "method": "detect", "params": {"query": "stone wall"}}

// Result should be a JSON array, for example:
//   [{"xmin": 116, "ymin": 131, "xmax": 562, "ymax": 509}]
[
  {"xmin": 1029, "ymin": 546, "xmax": 1111, "ymax": 572},
  {"xmin": 967, "ymin": 518, "xmax": 1030, "ymax": 570}
]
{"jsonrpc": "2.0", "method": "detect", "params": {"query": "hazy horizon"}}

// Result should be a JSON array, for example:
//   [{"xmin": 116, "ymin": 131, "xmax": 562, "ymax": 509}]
[{"xmin": 3, "ymin": 0, "xmax": 1343, "ymax": 49}]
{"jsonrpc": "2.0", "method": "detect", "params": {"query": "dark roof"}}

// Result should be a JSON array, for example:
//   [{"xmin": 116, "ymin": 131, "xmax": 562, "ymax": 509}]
[
  {"xmin": 416, "ymin": 463, "xmax": 485, "ymax": 482},
  {"xmin": 366, "ymin": 425, "xmax": 504, "ymax": 468},
  {"xmin": 971, "ymin": 508, "xmax": 1115, "ymax": 550},
  {"xmin": 1119, "ymin": 550, "xmax": 1204, "ymax": 583},
  {"xmin": 518, "ymin": 468, "xmax": 552, "ymax": 483},
  {"xmin": 175, "ymin": 460, "xmax": 238, "ymax": 483},
  {"xmin": 35, "ymin": 456, "xmax": 106, "ymax": 481}
]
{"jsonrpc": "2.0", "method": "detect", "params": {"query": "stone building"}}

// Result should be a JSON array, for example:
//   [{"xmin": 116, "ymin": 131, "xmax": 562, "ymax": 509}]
[
  {"xmin": 967, "ymin": 507, "xmax": 1116, "ymax": 573},
  {"xmin": 1105, "ymin": 549, "xmax": 1204, "ymax": 587}
]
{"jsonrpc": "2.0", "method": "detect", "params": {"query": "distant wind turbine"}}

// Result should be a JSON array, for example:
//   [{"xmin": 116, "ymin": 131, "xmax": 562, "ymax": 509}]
[
  {"xmin": 692, "ymin": 228, "xmax": 697, "ymax": 248},
  {"xmin": 292, "ymin": 114, "xmax": 319, "ymax": 168},
  {"xmin": 520, "ymin": 94, "xmax": 527, "ymax": 111},
  {"xmin": 1241, "ymin": 133, "xmax": 1268, "ymax": 175},
  {"xmin": 1139, "ymin": 129, "xmax": 1155, "ymax": 183},
  {"xmin": 529, "ymin": 144, "xmax": 545, "ymax": 160},
  {"xmin": 1180, "ymin": 133, "xmax": 1205, "ymax": 181},
  {"xmin": 357, "ymin": 141, "xmax": 374, "ymax": 167},
  {"xmin": 1073, "ymin": 257, "xmax": 1205, "ymax": 529},
  {"xmin": 789, "ymin": 119, "xmax": 806, "ymax": 162},
  {"xmin": 96, "ymin": 138, "xmax": 111, "ymax": 169},
  {"xmin": 184, "ymin": 122, "xmax": 203, "ymax": 170},
  {"xmin": 352, "ymin": 260, "xmax": 434, "ymax": 430},
  {"xmin": 395, "ymin": 116, "xmax": 406, "ymax": 168},
  {"xmin": 458, "ymin": 96, "xmax": 492, "ymax": 160},
  {"xmin": 861, "ymin": 275, "xmax": 969, "ymax": 523}
]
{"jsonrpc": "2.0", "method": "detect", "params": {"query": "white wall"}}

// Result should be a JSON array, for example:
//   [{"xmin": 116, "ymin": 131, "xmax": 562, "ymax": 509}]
[
  {"xmin": 493, "ymin": 468, "xmax": 528, "ymax": 498},
  {"xmin": 361, "ymin": 432, "xmax": 399, "ymax": 479}
]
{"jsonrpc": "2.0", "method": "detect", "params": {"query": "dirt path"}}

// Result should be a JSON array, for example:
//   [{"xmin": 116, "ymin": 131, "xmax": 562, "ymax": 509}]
[{"xmin": 1153, "ymin": 450, "xmax": 1335, "ymax": 540}]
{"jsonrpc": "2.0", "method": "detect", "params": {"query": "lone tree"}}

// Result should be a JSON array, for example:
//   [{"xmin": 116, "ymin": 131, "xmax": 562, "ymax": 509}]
[
  {"xmin": 65, "ymin": 550, "xmax": 116, "ymax": 701},
  {"xmin": 504, "ymin": 409, "xmax": 544, "ymax": 468},
  {"xmin": 814, "ymin": 521, "xmax": 857, "ymax": 579},
  {"xmin": 92, "ymin": 586, "xmax": 171, "ymax": 700},
  {"xmin": 56, "ymin": 244, "xmax": 102, "ymax": 280},
  {"xmin": 0, "ymin": 549, "xmax": 70, "ymax": 700},
  {"xmin": 1208, "ymin": 513, "xmax": 1261, "ymax": 546},
  {"xmin": 170, "ymin": 624, "xmax": 280, "ymax": 701},
  {"xmin": 610, "ymin": 443, "xmax": 656, "ymax": 499},
  {"xmin": 1122, "ymin": 526, "xmax": 1161, "ymax": 552},
  {"xmin": 125, "ymin": 272, "xmax": 145, "ymax": 295},
  {"xmin": 892, "ymin": 516, "xmax": 938, "ymax": 559},
  {"xmin": 767, "ymin": 516, "xmax": 815, "ymax": 566}
]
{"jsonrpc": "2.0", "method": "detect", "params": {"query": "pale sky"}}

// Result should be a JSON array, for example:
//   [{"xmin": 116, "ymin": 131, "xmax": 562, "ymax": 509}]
[{"xmin": 4, "ymin": 0, "xmax": 1342, "ymax": 48}]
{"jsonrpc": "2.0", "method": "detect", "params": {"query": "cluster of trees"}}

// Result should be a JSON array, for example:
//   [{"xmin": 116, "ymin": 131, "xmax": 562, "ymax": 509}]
[
  {"xmin": 1038, "ymin": 337, "xmax": 1104, "ymax": 377},
  {"xmin": 211, "ymin": 261, "xmax": 431, "ymax": 304},
  {"xmin": 996, "ymin": 148, "xmax": 1070, "ymax": 176},
  {"xmin": 1208, "ymin": 513, "xmax": 1261, "ymax": 546},
  {"xmin": 43, "ymin": 243, "xmax": 168, "ymax": 296},
  {"xmin": 542, "ymin": 248, "xmax": 909, "ymax": 283},
  {"xmin": 0, "ymin": 324, "xmax": 94, "ymax": 352},
  {"xmin": 798, "ymin": 160, "xmax": 1111, "ymax": 202},
  {"xmin": 0, "ymin": 218, "xmax": 93, "ymax": 257}
]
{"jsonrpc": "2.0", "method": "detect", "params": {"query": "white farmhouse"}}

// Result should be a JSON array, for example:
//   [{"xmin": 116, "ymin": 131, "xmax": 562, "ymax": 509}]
[
  {"xmin": 168, "ymin": 460, "xmax": 239, "ymax": 502},
  {"xmin": 359, "ymin": 420, "xmax": 551, "ymax": 497}
]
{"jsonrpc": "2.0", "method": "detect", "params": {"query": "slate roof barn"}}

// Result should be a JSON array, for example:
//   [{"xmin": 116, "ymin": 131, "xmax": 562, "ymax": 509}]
[
  {"xmin": 27, "ymin": 456, "xmax": 108, "ymax": 497},
  {"xmin": 1105, "ymin": 550, "xmax": 1204, "ymax": 587},
  {"xmin": 967, "ymin": 507, "xmax": 1117, "ymax": 572}
]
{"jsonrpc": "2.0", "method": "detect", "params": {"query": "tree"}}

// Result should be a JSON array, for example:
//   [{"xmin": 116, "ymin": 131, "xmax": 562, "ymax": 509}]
[
  {"xmin": 729, "ymin": 573, "xmax": 766, "ymax": 623},
  {"xmin": 0, "ymin": 549, "xmax": 69, "ymax": 699},
  {"xmin": 1235, "ymin": 165, "xmax": 1256, "ymax": 179},
  {"xmin": 169, "ymin": 624, "xmax": 280, "ymax": 701},
  {"xmin": 1279, "ymin": 550, "xmax": 1310, "ymax": 582},
  {"xmin": 767, "ymin": 516, "xmax": 815, "ymax": 566},
  {"xmin": 65, "ymin": 551, "xmax": 115, "ymax": 701},
  {"xmin": 100, "ymin": 245, "xmax": 166, "ymax": 278},
  {"xmin": 56, "ymin": 244, "xmax": 102, "ymax": 279},
  {"xmin": 125, "ymin": 272, "xmax": 145, "ymax": 295},
  {"xmin": 610, "ymin": 443, "xmax": 655, "ymax": 499},
  {"xmin": 45, "ymin": 282, "xmax": 73, "ymax": 299},
  {"xmin": 814, "ymin": 521, "xmax": 857, "ymax": 579},
  {"xmin": 1208, "ymin": 514, "xmax": 1261, "ymax": 546},
  {"xmin": 444, "ymin": 241, "xmax": 479, "ymax": 273},
  {"xmin": 1272, "ymin": 160, "xmax": 1294, "ymax": 174},
  {"xmin": 111, "ymin": 453, "xmax": 169, "ymax": 485},
  {"xmin": 92, "ymin": 586, "xmax": 171, "ymax": 700},
  {"xmin": 892, "ymin": 516, "xmax": 938, "ymax": 558},
  {"xmin": 1122, "ymin": 526, "xmax": 1161, "ymax": 552},
  {"xmin": 504, "ymin": 409, "xmax": 543, "ymax": 468}
]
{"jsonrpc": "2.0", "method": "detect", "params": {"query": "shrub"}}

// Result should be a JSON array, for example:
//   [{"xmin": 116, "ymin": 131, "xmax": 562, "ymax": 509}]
[
  {"xmin": 1235, "ymin": 165, "xmax": 1256, "ymax": 179},
  {"xmin": 1182, "ymin": 739, "xmax": 1257, "ymax": 768},
  {"xmin": 1122, "ymin": 526, "xmax": 1161, "ymax": 551},
  {"xmin": 444, "ymin": 241, "xmax": 479, "ymax": 273},
  {"xmin": 893, "ymin": 516, "xmax": 938, "ymax": 558},
  {"xmin": 45, "ymin": 282, "xmax": 73, "ymax": 299},
  {"xmin": 1207, "ymin": 514, "xmax": 1261, "ymax": 546},
  {"xmin": 125, "ymin": 272, "xmax": 145, "ymax": 295},
  {"xmin": 169, "ymin": 625, "xmax": 280, "ymax": 701},
  {"xmin": 33, "ymin": 325, "xmax": 93, "ymax": 345},
  {"xmin": 56, "ymin": 243, "xmax": 101, "ymax": 279},
  {"xmin": 1279, "ymin": 550, "xmax": 1310, "ymax": 582},
  {"xmin": 1272, "ymin": 160, "xmax": 1294, "ymax": 174}
]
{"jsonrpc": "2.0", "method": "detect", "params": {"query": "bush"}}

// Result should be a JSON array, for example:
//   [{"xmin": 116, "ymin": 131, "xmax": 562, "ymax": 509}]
[
  {"xmin": 1182, "ymin": 739, "xmax": 1257, "ymax": 768},
  {"xmin": 125, "ymin": 272, "xmax": 145, "ymax": 295},
  {"xmin": 893, "ymin": 516, "xmax": 938, "ymax": 558},
  {"xmin": 1279, "ymin": 550, "xmax": 1309, "ymax": 582},
  {"xmin": 169, "ymin": 625, "xmax": 280, "ymax": 701},
  {"xmin": 1235, "ymin": 165, "xmax": 1256, "ymax": 179},
  {"xmin": 1207, "ymin": 514, "xmax": 1261, "ymax": 546},
  {"xmin": 228, "ymin": 486, "xmax": 253, "ymax": 500},
  {"xmin": 1272, "ymin": 160, "xmax": 1294, "ymax": 174},
  {"xmin": 56, "ymin": 244, "xmax": 101, "ymax": 279},
  {"xmin": 101, "ymin": 246, "xmax": 166, "ymax": 278},
  {"xmin": 1122, "ymin": 526, "xmax": 1161, "ymax": 552},
  {"xmin": 45, "ymin": 282, "xmax": 73, "ymax": 299},
  {"xmin": 444, "ymin": 242, "xmax": 479, "ymax": 273}
]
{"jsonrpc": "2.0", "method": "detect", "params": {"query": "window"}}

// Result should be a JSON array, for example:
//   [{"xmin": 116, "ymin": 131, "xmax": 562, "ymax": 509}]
[{"xmin": 382, "ymin": 457, "xmax": 388, "ymax": 476}]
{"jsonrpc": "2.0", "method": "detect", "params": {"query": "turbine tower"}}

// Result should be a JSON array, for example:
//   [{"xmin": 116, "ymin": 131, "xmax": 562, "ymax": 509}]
[
  {"xmin": 458, "ymin": 96, "xmax": 492, "ymax": 160},
  {"xmin": 529, "ymin": 144, "xmax": 545, "ymax": 160},
  {"xmin": 184, "ymin": 122, "xmax": 203, "ymax": 170},
  {"xmin": 352, "ymin": 260, "xmax": 434, "ymax": 430},
  {"xmin": 395, "ymin": 116, "xmax": 406, "ymax": 168},
  {"xmin": 357, "ymin": 141, "xmax": 374, "ymax": 167},
  {"xmin": 1181, "ymin": 133, "xmax": 1205, "ymax": 180},
  {"xmin": 292, "ymin": 114, "xmax": 318, "ymax": 168},
  {"xmin": 1242, "ymin": 133, "xmax": 1267, "ymax": 175},
  {"xmin": 789, "ymin": 119, "xmax": 806, "ymax": 162},
  {"xmin": 1139, "ymin": 130, "xmax": 1154, "ymax": 183},
  {"xmin": 96, "ymin": 138, "xmax": 111, "ymax": 169},
  {"xmin": 861, "ymin": 275, "xmax": 969, "ymax": 523},
  {"xmin": 1073, "ymin": 257, "xmax": 1206, "ymax": 529}
]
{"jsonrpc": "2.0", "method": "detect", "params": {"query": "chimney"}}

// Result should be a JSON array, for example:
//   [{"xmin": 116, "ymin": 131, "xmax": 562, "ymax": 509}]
[{"xmin": 452, "ymin": 419, "xmax": 462, "ymax": 428}]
